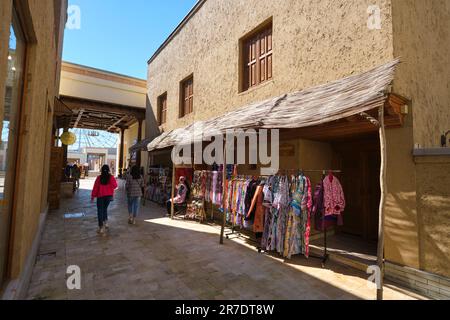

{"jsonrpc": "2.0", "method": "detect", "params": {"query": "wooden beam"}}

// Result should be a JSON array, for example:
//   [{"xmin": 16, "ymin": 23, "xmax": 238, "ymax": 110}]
[
  {"xmin": 279, "ymin": 113, "xmax": 402, "ymax": 142},
  {"xmin": 60, "ymin": 95, "xmax": 145, "ymax": 119},
  {"xmin": 73, "ymin": 109, "xmax": 84, "ymax": 128},
  {"xmin": 107, "ymin": 115, "xmax": 128, "ymax": 132}
]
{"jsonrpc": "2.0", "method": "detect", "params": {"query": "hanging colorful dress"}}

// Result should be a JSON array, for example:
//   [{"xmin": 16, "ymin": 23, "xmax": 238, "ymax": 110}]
[
  {"xmin": 274, "ymin": 176, "xmax": 289, "ymax": 255},
  {"xmin": 261, "ymin": 182, "xmax": 273, "ymax": 249},
  {"xmin": 300, "ymin": 176, "xmax": 312, "ymax": 258}
]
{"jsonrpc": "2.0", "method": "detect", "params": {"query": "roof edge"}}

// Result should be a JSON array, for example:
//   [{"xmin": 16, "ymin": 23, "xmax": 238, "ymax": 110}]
[
  {"xmin": 62, "ymin": 61, "xmax": 146, "ymax": 83},
  {"xmin": 147, "ymin": 0, "xmax": 207, "ymax": 65}
]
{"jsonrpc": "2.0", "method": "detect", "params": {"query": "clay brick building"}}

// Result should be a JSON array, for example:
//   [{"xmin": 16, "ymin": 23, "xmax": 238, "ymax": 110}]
[
  {"xmin": 145, "ymin": 0, "xmax": 450, "ymax": 299},
  {"xmin": 0, "ymin": 0, "xmax": 68, "ymax": 298}
]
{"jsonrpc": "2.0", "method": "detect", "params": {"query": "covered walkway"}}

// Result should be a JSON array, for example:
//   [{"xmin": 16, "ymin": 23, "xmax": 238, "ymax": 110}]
[{"xmin": 26, "ymin": 179, "xmax": 422, "ymax": 300}]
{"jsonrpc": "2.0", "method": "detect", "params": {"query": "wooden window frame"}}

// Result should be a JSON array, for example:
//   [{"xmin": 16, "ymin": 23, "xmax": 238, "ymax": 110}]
[
  {"xmin": 179, "ymin": 75, "xmax": 194, "ymax": 118},
  {"xmin": 157, "ymin": 92, "xmax": 167, "ymax": 125},
  {"xmin": 240, "ymin": 20, "xmax": 273, "ymax": 92}
]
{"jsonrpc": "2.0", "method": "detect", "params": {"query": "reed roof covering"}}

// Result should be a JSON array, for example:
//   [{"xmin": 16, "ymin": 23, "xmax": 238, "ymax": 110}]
[{"xmin": 148, "ymin": 59, "xmax": 399, "ymax": 151}]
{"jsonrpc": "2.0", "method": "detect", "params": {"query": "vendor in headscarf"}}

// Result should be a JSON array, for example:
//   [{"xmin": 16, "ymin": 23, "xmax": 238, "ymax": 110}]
[{"xmin": 166, "ymin": 176, "xmax": 190, "ymax": 215}]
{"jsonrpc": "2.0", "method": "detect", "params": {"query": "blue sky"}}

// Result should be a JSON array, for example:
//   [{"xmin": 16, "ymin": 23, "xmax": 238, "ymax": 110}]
[{"xmin": 63, "ymin": 0, "xmax": 198, "ymax": 79}]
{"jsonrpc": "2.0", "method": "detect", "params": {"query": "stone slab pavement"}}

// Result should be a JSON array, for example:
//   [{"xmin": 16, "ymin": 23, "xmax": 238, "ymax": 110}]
[{"xmin": 26, "ymin": 178, "xmax": 425, "ymax": 300}]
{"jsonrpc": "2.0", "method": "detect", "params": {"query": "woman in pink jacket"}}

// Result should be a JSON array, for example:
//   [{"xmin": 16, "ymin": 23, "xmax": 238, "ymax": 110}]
[{"xmin": 91, "ymin": 165, "xmax": 118, "ymax": 235}]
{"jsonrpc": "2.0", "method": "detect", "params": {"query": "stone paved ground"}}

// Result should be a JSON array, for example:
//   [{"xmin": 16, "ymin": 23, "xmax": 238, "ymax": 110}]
[{"xmin": 26, "ymin": 178, "xmax": 424, "ymax": 300}]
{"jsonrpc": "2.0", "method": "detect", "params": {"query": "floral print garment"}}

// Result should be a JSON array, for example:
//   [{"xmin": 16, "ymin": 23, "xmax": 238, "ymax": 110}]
[{"xmin": 323, "ymin": 175, "xmax": 345, "ymax": 217}]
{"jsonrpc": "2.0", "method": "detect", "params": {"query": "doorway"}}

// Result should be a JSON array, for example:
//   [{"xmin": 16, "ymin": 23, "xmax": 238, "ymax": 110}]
[
  {"xmin": 332, "ymin": 136, "xmax": 380, "ymax": 243},
  {"xmin": 87, "ymin": 153, "xmax": 106, "ymax": 172},
  {"xmin": 310, "ymin": 134, "xmax": 380, "ymax": 263}
]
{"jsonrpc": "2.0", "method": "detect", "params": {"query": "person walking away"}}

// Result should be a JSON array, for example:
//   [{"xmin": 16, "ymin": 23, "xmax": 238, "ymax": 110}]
[
  {"xmin": 126, "ymin": 165, "xmax": 145, "ymax": 225},
  {"xmin": 91, "ymin": 165, "xmax": 118, "ymax": 235},
  {"xmin": 73, "ymin": 164, "xmax": 81, "ymax": 190},
  {"xmin": 64, "ymin": 163, "xmax": 72, "ymax": 181},
  {"xmin": 166, "ymin": 176, "xmax": 189, "ymax": 216}
]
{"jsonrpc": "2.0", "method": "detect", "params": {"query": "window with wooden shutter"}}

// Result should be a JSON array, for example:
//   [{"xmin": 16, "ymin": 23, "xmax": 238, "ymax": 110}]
[
  {"xmin": 157, "ymin": 93, "xmax": 167, "ymax": 125},
  {"xmin": 180, "ymin": 76, "xmax": 193, "ymax": 117},
  {"xmin": 242, "ymin": 23, "xmax": 272, "ymax": 92}
]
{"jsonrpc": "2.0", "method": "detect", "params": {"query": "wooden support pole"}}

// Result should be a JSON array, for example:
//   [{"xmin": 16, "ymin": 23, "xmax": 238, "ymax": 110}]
[
  {"xmin": 211, "ymin": 202, "xmax": 214, "ymax": 220},
  {"xmin": 119, "ymin": 128, "xmax": 125, "ymax": 178},
  {"xmin": 170, "ymin": 163, "xmax": 176, "ymax": 220},
  {"xmin": 62, "ymin": 127, "xmax": 68, "ymax": 167},
  {"xmin": 377, "ymin": 105, "xmax": 387, "ymax": 300},
  {"xmin": 220, "ymin": 139, "xmax": 227, "ymax": 245},
  {"xmin": 136, "ymin": 118, "xmax": 143, "ymax": 167}
]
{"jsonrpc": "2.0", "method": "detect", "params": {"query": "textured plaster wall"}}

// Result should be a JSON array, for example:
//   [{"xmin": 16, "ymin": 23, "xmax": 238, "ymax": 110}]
[
  {"xmin": 415, "ymin": 156, "xmax": 450, "ymax": 278},
  {"xmin": 383, "ymin": 0, "xmax": 450, "ymax": 276},
  {"xmin": 0, "ymin": 0, "xmax": 65, "ymax": 278},
  {"xmin": 384, "ymin": 117, "xmax": 419, "ymax": 269},
  {"xmin": 147, "ymin": 0, "xmax": 394, "ymax": 132},
  {"xmin": 392, "ymin": 0, "xmax": 450, "ymax": 148}
]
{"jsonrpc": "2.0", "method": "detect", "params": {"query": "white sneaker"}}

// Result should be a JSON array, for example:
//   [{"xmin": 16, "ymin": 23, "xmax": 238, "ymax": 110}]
[
  {"xmin": 104, "ymin": 222, "xmax": 109, "ymax": 229},
  {"xmin": 132, "ymin": 218, "xmax": 136, "ymax": 225},
  {"xmin": 97, "ymin": 226, "xmax": 106, "ymax": 235}
]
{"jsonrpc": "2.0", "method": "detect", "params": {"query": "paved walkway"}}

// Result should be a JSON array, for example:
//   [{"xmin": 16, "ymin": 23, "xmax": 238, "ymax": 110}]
[{"xmin": 26, "ymin": 178, "xmax": 422, "ymax": 300}]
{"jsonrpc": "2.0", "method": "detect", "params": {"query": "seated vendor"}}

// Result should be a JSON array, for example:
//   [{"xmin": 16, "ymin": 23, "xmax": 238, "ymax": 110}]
[{"xmin": 166, "ymin": 176, "xmax": 189, "ymax": 215}]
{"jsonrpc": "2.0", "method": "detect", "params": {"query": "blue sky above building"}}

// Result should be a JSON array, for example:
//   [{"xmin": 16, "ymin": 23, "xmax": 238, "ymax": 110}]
[{"xmin": 63, "ymin": 0, "xmax": 198, "ymax": 79}]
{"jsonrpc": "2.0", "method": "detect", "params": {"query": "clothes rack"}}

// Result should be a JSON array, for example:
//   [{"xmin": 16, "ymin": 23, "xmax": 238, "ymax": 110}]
[
  {"xmin": 224, "ymin": 175, "xmax": 263, "ymax": 249},
  {"xmin": 222, "ymin": 168, "xmax": 342, "ymax": 264}
]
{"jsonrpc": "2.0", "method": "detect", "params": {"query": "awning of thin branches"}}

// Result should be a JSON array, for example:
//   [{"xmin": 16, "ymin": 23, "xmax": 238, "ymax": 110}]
[{"xmin": 148, "ymin": 59, "xmax": 399, "ymax": 151}]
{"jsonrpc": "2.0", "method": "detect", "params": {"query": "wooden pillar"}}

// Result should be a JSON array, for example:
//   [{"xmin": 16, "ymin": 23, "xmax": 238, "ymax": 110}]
[
  {"xmin": 377, "ymin": 105, "xmax": 387, "ymax": 300},
  {"xmin": 119, "ymin": 128, "xmax": 125, "ymax": 178},
  {"xmin": 53, "ymin": 126, "xmax": 58, "ymax": 147},
  {"xmin": 220, "ymin": 138, "xmax": 227, "ymax": 245},
  {"xmin": 136, "ymin": 118, "xmax": 143, "ymax": 168},
  {"xmin": 170, "ymin": 163, "xmax": 176, "ymax": 220},
  {"xmin": 62, "ymin": 127, "xmax": 68, "ymax": 167}
]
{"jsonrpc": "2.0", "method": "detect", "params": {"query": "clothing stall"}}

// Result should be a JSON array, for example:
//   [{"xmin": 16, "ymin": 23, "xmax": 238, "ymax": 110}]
[
  {"xmin": 147, "ymin": 60, "xmax": 406, "ymax": 299},
  {"xmin": 145, "ymin": 166, "xmax": 171, "ymax": 205},
  {"xmin": 221, "ymin": 167, "xmax": 344, "ymax": 264}
]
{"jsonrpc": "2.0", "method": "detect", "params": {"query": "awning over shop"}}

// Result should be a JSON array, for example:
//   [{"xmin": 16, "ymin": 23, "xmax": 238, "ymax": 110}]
[
  {"xmin": 148, "ymin": 59, "xmax": 401, "ymax": 151},
  {"xmin": 129, "ymin": 137, "xmax": 154, "ymax": 153}
]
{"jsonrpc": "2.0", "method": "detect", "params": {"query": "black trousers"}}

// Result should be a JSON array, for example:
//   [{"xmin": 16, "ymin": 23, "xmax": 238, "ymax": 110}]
[
  {"xmin": 166, "ymin": 200, "xmax": 184, "ymax": 215},
  {"xmin": 97, "ymin": 196, "xmax": 113, "ymax": 227}
]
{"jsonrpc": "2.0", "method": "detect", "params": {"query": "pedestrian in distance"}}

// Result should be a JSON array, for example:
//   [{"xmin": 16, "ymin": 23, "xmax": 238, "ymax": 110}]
[
  {"xmin": 126, "ymin": 165, "xmax": 145, "ymax": 225},
  {"xmin": 91, "ymin": 165, "xmax": 118, "ymax": 236},
  {"xmin": 72, "ymin": 163, "xmax": 81, "ymax": 190}
]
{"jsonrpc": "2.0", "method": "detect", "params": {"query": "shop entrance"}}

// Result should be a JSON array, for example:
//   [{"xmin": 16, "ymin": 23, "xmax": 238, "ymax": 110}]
[
  {"xmin": 310, "ymin": 134, "xmax": 380, "ymax": 264},
  {"xmin": 87, "ymin": 153, "xmax": 106, "ymax": 172},
  {"xmin": 333, "ymin": 136, "xmax": 380, "ymax": 242}
]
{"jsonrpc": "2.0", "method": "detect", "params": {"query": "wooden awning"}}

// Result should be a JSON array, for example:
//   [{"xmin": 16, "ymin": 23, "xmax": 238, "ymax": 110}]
[
  {"xmin": 129, "ymin": 137, "xmax": 153, "ymax": 153},
  {"xmin": 148, "ymin": 59, "xmax": 407, "ymax": 151},
  {"xmin": 54, "ymin": 95, "xmax": 146, "ymax": 133}
]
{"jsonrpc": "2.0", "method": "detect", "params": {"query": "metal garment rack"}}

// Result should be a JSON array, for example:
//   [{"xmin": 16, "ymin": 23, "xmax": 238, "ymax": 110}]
[
  {"xmin": 224, "ymin": 175, "xmax": 262, "ymax": 248},
  {"xmin": 224, "ymin": 169, "xmax": 342, "ymax": 264}
]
